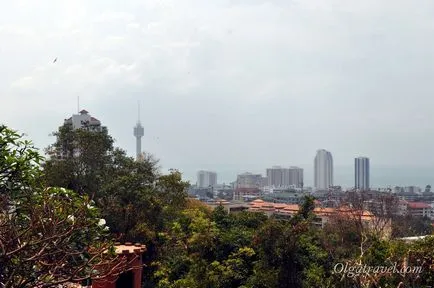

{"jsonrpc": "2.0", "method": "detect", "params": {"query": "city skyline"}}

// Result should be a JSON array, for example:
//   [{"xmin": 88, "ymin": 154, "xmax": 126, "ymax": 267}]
[
  {"xmin": 190, "ymin": 165, "xmax": 434, "ymax": 189},
  {"xmin": 4, "ymin": 1, "xmax": 434, "ymax": 187},
  {"xmin": 45, "ymin": 109, "xmax": 434, "ymax": 190}
]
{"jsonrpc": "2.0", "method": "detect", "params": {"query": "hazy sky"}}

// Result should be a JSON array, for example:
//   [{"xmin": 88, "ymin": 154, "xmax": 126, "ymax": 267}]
[{"xmin": 2, "ymin": 0, "xmax": 434, "ymax": 184}]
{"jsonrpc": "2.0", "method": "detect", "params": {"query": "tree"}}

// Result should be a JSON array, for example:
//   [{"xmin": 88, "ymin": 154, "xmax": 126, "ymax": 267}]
[
  {"xmin": 0, "ymin": 125, "xmax": 43, "ymax": 198},
  {"xmin": 392, "ymin": 215, "xmax": 433, "ymax": 238},
  {"xmin": 44, "ymin": 124, "xmax": 114, "ymax": 195},
  {"xmin": 96, "ymin": 149, "xmax": 161, "ymax": 242},
  {"xmin": 251, "ymin": 197, "xmax": 332, "ymax": 288},
  {"xmin": 44, "ymin": 122, "xmax": 190, "ymax": 244},
  {"xmin": 0, "ymin": 187, "xmax": 123, "ymax": 288},
  {"xmin": 206, "ymin": 247, "xmax": 256, "ymax": 288},
  {"xmin": 43, "ymin": 123, "xmax": 194, "ymax": 288},
  {"xmin": 99, "ymin": 164, "xmax": 189, "ymax": 243},
  {"xmin": 0, "ymin": 126, "xmax": 123, "ymax": 288}
]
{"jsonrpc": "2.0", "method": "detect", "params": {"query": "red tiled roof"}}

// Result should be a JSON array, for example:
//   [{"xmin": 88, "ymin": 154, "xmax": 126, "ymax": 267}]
[
  {"xmin": 251, "ymin": 199, "xmax": 264, "ymax": 203},
  {"xmin": 248, "ymin": 200, "xmax": 375, "ymax": 220},
  {"xmin": 407, "ymin": 202, "xmax": 431, "ymax": 209}
]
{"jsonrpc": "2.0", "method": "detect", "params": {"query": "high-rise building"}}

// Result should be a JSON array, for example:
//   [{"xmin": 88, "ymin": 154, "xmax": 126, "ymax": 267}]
[
  {"xmin": 288, "ymin": 166, "xmax": 304, "ymax": 188},
  {"xmin": 236, "ymin": 172, "xmax": 263, "ymax": 189},
  {"xmin": 133, "ymin": 102, "xmax": 144, "ymax": 161},
  {"xmin": 266, "ymin": 166, "xmax": 304, "ymax": 188},
  {"xmin": 267, "ymin": 166, "xmax": 284, "ymax": 187},
  {"xmin": 314, "ymin": 149, "xmax": 333, "ymax": 190},
  {"xmin": 355, "ymin": 157, "xmax": 370, "ymax": 190},
  {"xmin": 63, "ymin": 109, "xmax": 105, "ymax": 132},
  {"xmin": 197, "ymin": 170, "xmax": 217, "ymax": 188},
  {"xmin": 52, "ymin": 109, "xmax": 106, "ymax": 159}
]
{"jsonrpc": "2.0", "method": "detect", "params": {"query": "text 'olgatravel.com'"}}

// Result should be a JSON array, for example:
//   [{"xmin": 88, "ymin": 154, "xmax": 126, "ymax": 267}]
[{"xmin": 333, "ymin": 262, "xmax": 423, "ymax": 278}]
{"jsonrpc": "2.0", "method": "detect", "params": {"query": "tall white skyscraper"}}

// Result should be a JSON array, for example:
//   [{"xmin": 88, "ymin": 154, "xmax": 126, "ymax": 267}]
[
  {"xmin": 314, "ymin": 149, "xmax": 333, "ymax": 190},
  {"xmin": 355, "ymin": 157, "xmax": 370, "ymax": 190},
  {"xmin": 197, "ymin": 170, "xmax": 217, "ymax": 188}
]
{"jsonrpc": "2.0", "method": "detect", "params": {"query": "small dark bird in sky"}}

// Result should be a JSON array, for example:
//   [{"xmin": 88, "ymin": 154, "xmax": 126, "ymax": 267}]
[{"xmin": 53, "ymin": 58, "xmax": 57, "ymax": 63}]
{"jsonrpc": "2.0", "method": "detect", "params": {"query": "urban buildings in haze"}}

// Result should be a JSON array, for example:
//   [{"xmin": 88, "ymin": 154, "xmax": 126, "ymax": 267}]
[
  {"xmin": 236, "ymin": 172, "xmax": 265, "ymax": 189},
  {"xmin": 133, "ymin": 102, "xmax": 144, "ymax": 161},
  {"xmin": 233, "ymin": 172, "xmax": 264, "ymax": 201},
  {"xmin": 197, "ymin": 170, "xmax": 217, "ymax": 188},
  {"xmin": 355, "ymin": 157, "xmax": 370, "ymax": 190},
  {"xmin": 63, "ymin": 109, "xmax": 105, "ymax": 132},
  {"xmin": 288, "ymin": 166, "xmax": 304, "ymax": 188},
  {"xmin": 52, "ymin": 110, "xmax": 105, "ymax": 160},
  {"xmin": 314, "ymin": 149, "xmax": 334, "ymax": 190},
  {"xmin": 266, "ymin": 166, "xmax": 304, "ymax": 188}
]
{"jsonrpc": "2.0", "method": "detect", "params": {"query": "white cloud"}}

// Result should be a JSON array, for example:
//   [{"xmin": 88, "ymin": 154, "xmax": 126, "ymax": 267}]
[{"xmin": 10, "ymin": 76, "xmax": 34, "ymax": 89}]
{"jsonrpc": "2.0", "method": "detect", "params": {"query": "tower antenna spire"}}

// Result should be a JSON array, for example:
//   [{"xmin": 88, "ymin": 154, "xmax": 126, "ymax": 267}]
[
  {"xmin": 138, "ymin": 100, "xmax": 140, "ymax": 123},
  {"xmin": 133, "ymin": 100, "xmax": 144, "ymax": 161},
  {"xmin": 77, "ymin": 96, "xmax": 80, "ymax": 113}
]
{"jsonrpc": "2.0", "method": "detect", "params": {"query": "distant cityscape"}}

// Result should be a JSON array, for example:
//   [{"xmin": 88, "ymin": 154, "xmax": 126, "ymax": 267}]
[
  {"xmin": 61, "ymin": 109, "xmax": 434, "ymax": 223},
  {"xmin": 191, "ymin": 149, "xmax": 375, "ymax": 196},
  {"xmin": 184, "ymin": 144, "xmax": 433, "ymax": 222},
  {"xmin": 191, "ymin": 151, "xmax": 374, "ymax": 195}
]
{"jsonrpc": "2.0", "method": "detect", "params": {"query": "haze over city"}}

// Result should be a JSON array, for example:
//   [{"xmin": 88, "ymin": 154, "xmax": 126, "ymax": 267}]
[{"xmin": 2, "ymin": 0, "xmax": 434, "ymax": 186}]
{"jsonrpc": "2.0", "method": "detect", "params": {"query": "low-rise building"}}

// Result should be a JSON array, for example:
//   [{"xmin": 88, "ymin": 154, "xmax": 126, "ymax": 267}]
[
  {"xmin": 406, "ymin": 202, "xmax": 432, "ymax": 218},
  {"xmin": 248, "ymin": 199, "xmax": 391, "ymax": 238},
  {"xmin": 233, "ymin": 187, "xmax": 261, "ymax": 201},
  {"xmin": 397, "ymin": 200, "xmax": 409, "ymax": 216},
  {"xmin": 206, "ymin": 200, "xmax": 250, "ymax": 213},
  {"xmin": 262, "ymin": 191, "xmax": 310, "ymax": 204}
]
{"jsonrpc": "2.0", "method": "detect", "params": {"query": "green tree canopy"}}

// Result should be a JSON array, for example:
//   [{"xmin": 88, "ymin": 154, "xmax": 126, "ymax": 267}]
[{"xmin": 0, "ymin": 125, "xmax": 118, "ymax": 288}]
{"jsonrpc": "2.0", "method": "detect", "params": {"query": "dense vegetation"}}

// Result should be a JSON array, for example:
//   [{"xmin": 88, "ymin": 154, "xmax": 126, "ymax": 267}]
[{"xmin": 1, "ymin": 123, "xmax": 433, "ymax": 287}]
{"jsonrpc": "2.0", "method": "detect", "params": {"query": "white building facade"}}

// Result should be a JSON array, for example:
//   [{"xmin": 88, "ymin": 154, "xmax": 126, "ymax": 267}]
[
  {"xmin": 64, "ymin": 109, "xmax": 104, "ymax": 132},
  {"xmin": 355, "ymin": 157, "xmax": 370, "ymax": 191},
  {"xmin": 314, "ymin": 149, "xmax": 333, "ymax": 190}
]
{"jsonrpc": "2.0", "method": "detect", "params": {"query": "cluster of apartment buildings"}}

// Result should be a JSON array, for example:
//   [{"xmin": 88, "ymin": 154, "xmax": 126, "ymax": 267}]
[
  {"xmin": 194, "ymin": 149, "xmax": 372, "ymax": 201},
  {"xmin": 196, "ymin": 149, "xmax": 371, "ymax": 190}
]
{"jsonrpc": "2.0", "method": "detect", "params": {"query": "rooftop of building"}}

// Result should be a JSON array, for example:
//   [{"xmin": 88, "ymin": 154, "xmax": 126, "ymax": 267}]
[
  {"xmin": 407, "ymin": 202, "xmax": 432, "ymax": 209},
  {"xmin": 398, "ymin": 235, "xmax": 433, "ymax": 242},
  {"xmin": 249, "ymin": 199, "xmax": 375, "ymax": 220},
  {"xmin": 113, "ymin": 242, "xmax": 146, "ymax": 254}
]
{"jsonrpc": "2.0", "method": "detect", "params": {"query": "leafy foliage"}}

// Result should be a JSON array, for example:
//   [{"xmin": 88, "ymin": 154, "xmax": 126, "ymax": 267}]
[
  {"xmin": 0, "ymin": 125, "xmax": 43, "ymax": 197},
  {"xmin": 0, "ymin": 187, "xmax": 117, "ymax": 288},
  {"xmin": 44, "ymin": 124, "xmax": 114, "ymax": 195},
  {"xmin": 7, "ymin": 121, "xmax": 434, "ymax": 288},
  {"xmin": 0, "ymin": 126, "xmax": 118, "ymax": 288}
]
